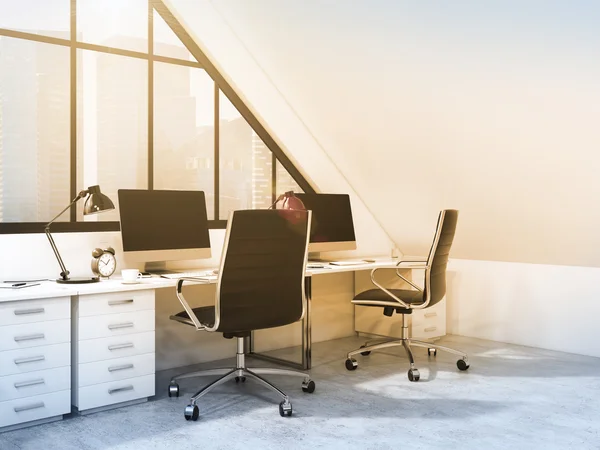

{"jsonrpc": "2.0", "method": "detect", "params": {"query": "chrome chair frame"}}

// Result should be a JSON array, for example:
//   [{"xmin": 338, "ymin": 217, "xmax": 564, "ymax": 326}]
[
  {"xmin": 346, "ymin": 210, "xmax": 469, "ymax": 381},
  {"xmin": 168, "ymin": 210, "xmax": 315, "ymax": 420}
]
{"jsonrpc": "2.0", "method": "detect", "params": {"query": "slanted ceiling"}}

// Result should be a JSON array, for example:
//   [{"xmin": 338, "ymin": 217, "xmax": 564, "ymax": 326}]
[{"xmin": 168, "ymin": 0, "xmax": 600, "ymax": 267}]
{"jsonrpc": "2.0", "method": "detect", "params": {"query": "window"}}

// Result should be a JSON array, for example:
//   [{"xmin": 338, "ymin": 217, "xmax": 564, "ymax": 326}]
[
  {"xmin": 78, "ymin": 50, "xmax": 148, "ymax": 222},
  {"xmin": 0, "ymin": 37, "xmax": 70, "ymax": 223},
  {"xmin": 0, "ymin": 1, "xmax": 313, "ymax": 233},
  {"xmin": 153, "ymin": 62, "xmax": 214, "ymax": 218}
]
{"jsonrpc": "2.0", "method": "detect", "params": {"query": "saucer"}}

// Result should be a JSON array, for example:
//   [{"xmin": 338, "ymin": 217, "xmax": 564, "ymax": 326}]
[{"xmin": 121, "ymin": 280, "xmax": 140, "ymax": 285}]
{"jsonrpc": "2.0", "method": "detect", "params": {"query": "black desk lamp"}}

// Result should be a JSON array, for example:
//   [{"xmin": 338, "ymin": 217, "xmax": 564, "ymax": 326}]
[{"xmin": 45, "ymin": 185, "xmax": 115, "ymax": 284}]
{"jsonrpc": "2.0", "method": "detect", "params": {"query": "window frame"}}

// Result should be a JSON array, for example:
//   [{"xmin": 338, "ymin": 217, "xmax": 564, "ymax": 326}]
[{"xmin": 0, "ymin": 0, "xmax": 314, "ymax": 234}]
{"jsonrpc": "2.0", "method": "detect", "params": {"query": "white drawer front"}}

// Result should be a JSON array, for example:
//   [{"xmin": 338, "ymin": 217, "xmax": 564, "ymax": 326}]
[
  {"xmin": 411, "ymin": 300, "xmax": 446, "ymax": 330},
  {"xmin": 0, "ymin": 343, "xmax": 71, "ymax": 377},
  {"xmin": 0, "ymin": 366, "xmax": 70, "ymax": 402},
  {"xmin": 78, "ymin": 290, "xmax": 155, "ymax": 317},
  {"xmin": 78, "ymin": 353, "xmax": 155, "ymax": 387},
  {"xmin": 78, "ymin": 331, "xmax": 155, "ymax": 364},
  {"xmin": 411, "ymin": 323, "xmax": 446, "ymax": 339},
  {"xmin": 0, "ymin": 319, "xmax": 71, "ymax": 351},
  {"xmin": 0, "ymin": 297, "xmax": 70, "ymax": 327},
  {"xmin": 77, "ymin": 374, "xmax": 155, "ymax": 411},
  {"xmin": 0, "ymin": 389, "xmax": 71, "ymax": 429},
  {"xmin": 78, "ymin": 310, "xmax": 155, "ymax": 341}
]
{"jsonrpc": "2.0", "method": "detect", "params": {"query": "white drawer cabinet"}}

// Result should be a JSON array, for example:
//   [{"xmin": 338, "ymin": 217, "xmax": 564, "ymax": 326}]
[
  {"xmin": 0, "ymin": 390, "xmax": 71, "ymax": 429},
  {"xmin": 72, "ymin": 290, "xmax": 156, "ymax": 414},
  {"xmin": 76, "ymin": 374, "xmax": 155, "ymax": 412},
  {"xmin": 0, "ymin": 366, "xmax": 70, "ymax": 402},
  {"xmin": 0, "ymin": 296, "xmax": 71, "ymax": 432},
  {"xmin": 0, "ymin": 297, "xmax": 70, "ymax": 327},
  {"xmin": 0, "ymin": 343, "xmax": 71, "ymax": 377},
  {"xmin": 353, "ymin": 268, "xmax": 446, "ymax": 340},
  {"xmin": 0, "ymin": 319, "xmax": 71, "ymax": 352}
]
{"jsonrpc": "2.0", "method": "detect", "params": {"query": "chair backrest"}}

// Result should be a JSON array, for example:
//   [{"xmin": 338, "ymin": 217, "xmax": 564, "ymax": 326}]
[
  {"xmin": 213, "ymin": 209, "xmax": 311, "ymax": 334},
  {"xmin": 424, "ymin": 209, "xmax": 459, "ymax": 307}
]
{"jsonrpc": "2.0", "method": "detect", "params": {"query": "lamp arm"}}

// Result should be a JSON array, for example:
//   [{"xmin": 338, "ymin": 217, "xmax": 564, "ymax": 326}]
[
  {"xmin": 44, "ymin": 191, "xmax": 86, "ymax": 281},
  {"xmin": 45, "ymin": 191, "xmax": 87, "ymax": 227},
  {"xmin": 45, "ymin": 228, "xmax": 69, "ymax": 280}
]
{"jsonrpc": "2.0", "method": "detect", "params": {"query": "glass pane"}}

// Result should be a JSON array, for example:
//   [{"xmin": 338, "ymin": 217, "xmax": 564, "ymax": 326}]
[
  {"xmin": 78, "ymin": 50, "xmax": 148, "ymax": 222},
  {"xmin": 0, "ymin": 0, "xmax": 69, "ymax": 38},
  {"xmin": 153, "ymin": 62, "xmax": 215, "ymax": 218},
  {"xmin": 219, "ymin": 92, "xmax": 272, "ymax": 219},
  {"xmin": 275, "ymin": 159, "xmax": 303, "ymax": 197},
  {"xmin": 153, "ymin": 10, "xmax": 193, "ymax": 61},
  {"xmin": 0, "ymin": 37, "xmax": 70, "ymax": 222},
  {"xmin": 78, "ymin": 0, "xmax": 147, "ymax": 53}
]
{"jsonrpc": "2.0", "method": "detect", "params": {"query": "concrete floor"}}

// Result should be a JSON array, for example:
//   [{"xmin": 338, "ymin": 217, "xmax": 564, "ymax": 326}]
[{"xmin": 1, "ymin": 334, "xmax": 600, "ymax": 449}]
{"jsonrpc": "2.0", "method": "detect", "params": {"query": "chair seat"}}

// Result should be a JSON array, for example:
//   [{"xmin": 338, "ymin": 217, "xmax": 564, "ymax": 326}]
[
  {"xmin": 170, "ymin": 306, "xmax": 250, "ymax": 338},
  {"xmin": 171, "ymin": 306, "xmax": 216, "ymax": 328},
  {"xmin": 353, "ymin": 289, "xmax": 425, "ymax": 314}
]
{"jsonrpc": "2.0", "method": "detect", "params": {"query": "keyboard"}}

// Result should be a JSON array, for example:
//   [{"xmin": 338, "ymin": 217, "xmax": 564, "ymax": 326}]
[{"xmin": 159, "ymin": 270, "xmax": 217, "ymax": 279}]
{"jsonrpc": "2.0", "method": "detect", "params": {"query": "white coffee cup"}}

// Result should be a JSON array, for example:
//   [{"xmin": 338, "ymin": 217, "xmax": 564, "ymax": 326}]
[{"xmin": 121, "ymin": 269, "xmax": 140, "ymax": 283}]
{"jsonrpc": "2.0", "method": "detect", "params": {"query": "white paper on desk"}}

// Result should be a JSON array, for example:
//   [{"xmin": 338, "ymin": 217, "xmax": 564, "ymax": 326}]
[
  {"xmin": 192, "ymin": 275, "xmax": 217, "ymax": 281},
  {"xmin": 0, "ymin": 282, "xmax": 41, "ymax": 289},
  {"xmin": 328, "ymin": 260, "xmax": 365, "ymax": 266}
]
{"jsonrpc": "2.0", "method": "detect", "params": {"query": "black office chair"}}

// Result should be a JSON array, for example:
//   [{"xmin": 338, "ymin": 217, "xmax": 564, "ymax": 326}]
[
  {"xmin": 168, "ymin": 209, "xmax": 315, "ymax": 420},
  {"xmin": 345, "ymin": 209, "xmax": 469, "ymax": 381}
]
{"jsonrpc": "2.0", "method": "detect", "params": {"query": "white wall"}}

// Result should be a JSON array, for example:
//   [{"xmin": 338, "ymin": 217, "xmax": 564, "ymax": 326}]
[
  {"xmin": 203, "ymin": 0, "xmax": 600, "ymax": 268},
  {"xmin": 165, "ymin": 0, "xmax": 394, "ymax": 259},
  {"xmin": 0, "ymin": 230, "xmax": 225, "ymax": 282},
  {"xmin": 446, "ymin": 259, "xmax": 600, "ymax": 358},
  {"xmin": 161, "ymin": 0, "xmax": 600, "ymax": 357}
]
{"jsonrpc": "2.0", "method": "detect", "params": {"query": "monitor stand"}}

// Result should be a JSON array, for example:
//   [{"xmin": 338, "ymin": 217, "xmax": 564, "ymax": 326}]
[
  {"xmin": 143, "ymin": 261, "xmax": 171, "ymax": 274},
  {"xmin": 308, "ymin": 252, "xmax": 331, "ymax": 263}
]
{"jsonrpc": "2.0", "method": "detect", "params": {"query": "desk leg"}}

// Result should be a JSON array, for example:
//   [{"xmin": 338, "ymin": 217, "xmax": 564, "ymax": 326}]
[
  {"xmin": 302, "ymin": 276, "xmax": 312, "ymax": 370},
  {"xmin": 248, "ymin": 277, "xmax": 312, "ymax": 371}
]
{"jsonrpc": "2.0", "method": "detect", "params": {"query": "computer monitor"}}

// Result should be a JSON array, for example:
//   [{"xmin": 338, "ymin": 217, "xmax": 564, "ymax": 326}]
[
  {"xmin": 295, "ymin": 193, "xmax": 357, "ymax": 253},
  {"xmin": 118, "ymin": 189, "xmax": 211, "ymax": 266}
]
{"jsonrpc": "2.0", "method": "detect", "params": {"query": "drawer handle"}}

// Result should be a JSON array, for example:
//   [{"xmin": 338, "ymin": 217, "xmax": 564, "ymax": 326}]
[
  {"xmin": 108, "ymin": 363, "xmax": 135, "ymax": 372},
  {"xmin": 14, "ymin": 308, "xmax": 45, "ymax": 316},
  {"xmin": 14, "ymin": 402, "xmax": 45, "ymax": 413},
  {"xmin": 108, "ymin": 322, "xmax": 134, "ymax": 330},
  {"xmin": 108, "ymin": 299, "xmax": 134, "ymax": 306},
  {"xmin": 14, "ymin": 333, "xmax": 45, "ymax": 342},
  {"xmin": 108, "ymin": 342, "xmax": 134, "ymax": 351},
  {"xmin": 424, "ymin": 326, "xmax": 437, "ymax": 332},
  {"xmin": 14, "ymin": 355, "xmax": 46, "ymax": 365},
  {"xmin": 424, "ymin": 312, "xmax": 437, "ymax": 318},
  {"xmin": 108, "ymin": 385, "xmax": 134, "ymax": 395},
  {"xmin": 14, "ymin": 378, "xmax": 45, "ymax": 389}
]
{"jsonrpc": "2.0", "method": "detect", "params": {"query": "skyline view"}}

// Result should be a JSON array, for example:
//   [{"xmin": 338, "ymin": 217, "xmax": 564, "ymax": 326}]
[{"xmin": 0, "ymin": 22, "xmax": 300, "ymax": 224}]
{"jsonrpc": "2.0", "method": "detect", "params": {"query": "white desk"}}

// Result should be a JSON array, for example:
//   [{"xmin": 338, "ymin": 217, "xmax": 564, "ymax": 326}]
[{"xmin": 0, "ymin": 257, "xmax": 423, "ymax": 430}]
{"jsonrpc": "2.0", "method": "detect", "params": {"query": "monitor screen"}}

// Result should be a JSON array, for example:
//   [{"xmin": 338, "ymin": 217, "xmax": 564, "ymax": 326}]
[
  {"xmin": 295, "ymin": 193, "xmax": 357, "ymax": 252},
  {"xmin": 118, "ymin": 189, "xmax": 211, "ymax": 263}
]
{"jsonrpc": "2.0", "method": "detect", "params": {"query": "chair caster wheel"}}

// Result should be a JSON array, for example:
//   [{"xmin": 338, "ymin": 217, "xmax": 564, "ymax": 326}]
[
  {"xmin": 345, "ymin": 358, "xmax": 358, "ymax": 371},
  {"xmin": 302, "ymin": 379, "xmax": 316, "ymax": 393},
  {"xmin": 168, "ymin": 383, "xmax": 180, "ymax": 397},
  {"xmin": 279, "ymin": 401, "xmax": 293, "ymax": 417},
  {"xmin": 457, "ymin": 358, "xmax": 470, "ymax": 371},
  {"xmin": 184, "ymin": 404, "xmax": 199, "ymax": 421},
  {"xmin": 235, "ymin": 376, "xmax": 246, "ymax": 383},
  {"xmin": 360, "ymin": 345, "xmax": 371, "ymax": 356},
  {"xmin": 408, "ymin": 368, "xmax": 420, "ymax": 382},
  {"xmin": 428, "ymin": 348, "xmax": 437, "ymax": 357}
]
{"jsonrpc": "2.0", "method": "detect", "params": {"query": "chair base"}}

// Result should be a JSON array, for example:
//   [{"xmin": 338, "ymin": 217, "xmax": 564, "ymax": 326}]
[
  {"xmin": 345, "ymin": 331, "xmax": 470, "ymax": 382},
  {"xmin": 168, "ymin": 337, "xmax": 315, "ymax": 420}
]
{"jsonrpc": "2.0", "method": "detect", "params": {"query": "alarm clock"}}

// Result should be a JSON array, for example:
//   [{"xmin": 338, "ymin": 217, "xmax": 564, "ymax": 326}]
[{"xmin": 91, "ymin": 247, "xmax": 117, "ymax": 279}]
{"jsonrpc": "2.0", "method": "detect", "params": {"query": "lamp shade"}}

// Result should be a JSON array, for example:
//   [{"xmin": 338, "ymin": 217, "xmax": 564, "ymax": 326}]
[
  {"xmin": 273, "ymin": 191, "xmax": 306, "ymax": 210},
  {"xmin": 83, "ymin": 185, "xmax": 115, "ymax": 215}
]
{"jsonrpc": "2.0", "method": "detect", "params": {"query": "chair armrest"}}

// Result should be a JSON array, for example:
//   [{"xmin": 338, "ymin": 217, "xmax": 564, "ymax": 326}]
[
  {"xmin": 368, "ymin": 267, "xmax": 414, "ymax": 309},
  {"xmin": 175, "ymin": 278, "xmax": 211, "ymax": 331}
]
